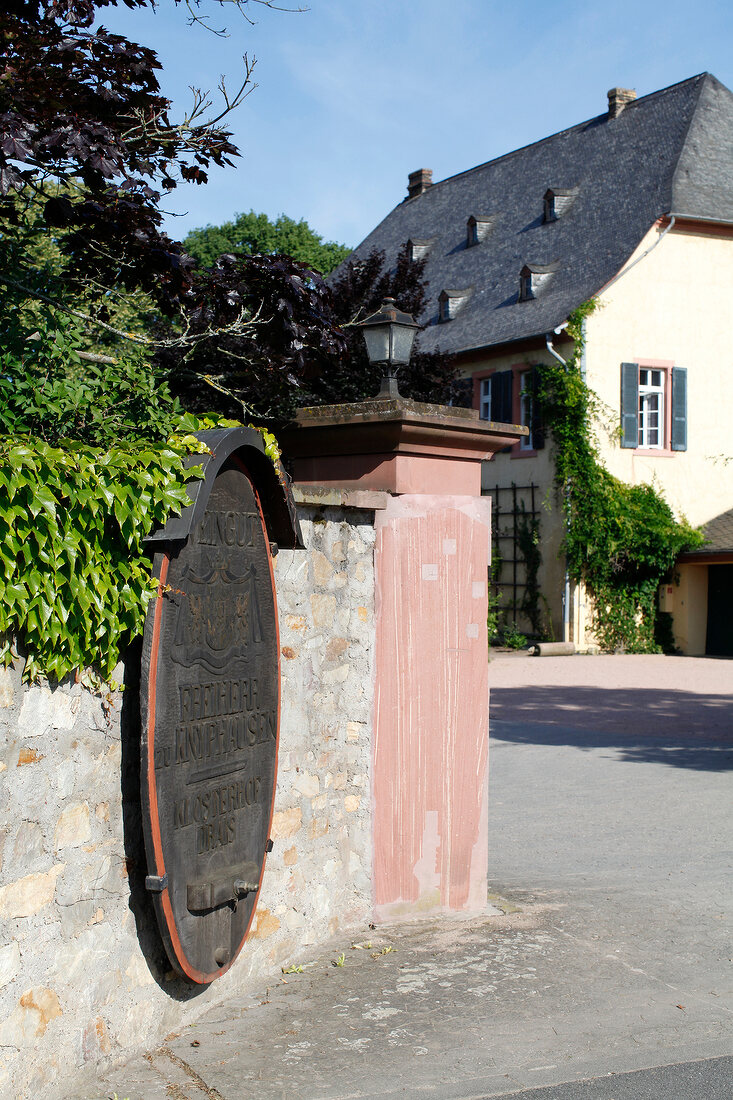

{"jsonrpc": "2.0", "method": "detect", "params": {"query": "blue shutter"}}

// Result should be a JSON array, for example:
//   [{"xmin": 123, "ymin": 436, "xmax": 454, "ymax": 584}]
[
  {"xmin": 671, "ymin": 367, "xmax": 687, "ymax": 451},
  {"xmin": 530, "ymin": 366, "xmax": 545, "ymax": 450},
  {"xmin": 620, "ymin": 362, "xmax": 638, "ymax": 448}
]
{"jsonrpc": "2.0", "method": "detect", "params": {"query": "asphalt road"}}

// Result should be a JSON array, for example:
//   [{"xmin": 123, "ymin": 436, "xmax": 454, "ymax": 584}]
[
  {"xmin": 483, "ymin": 1054, "xmax": 733, "ymax": 1099},
  {"xmin": 90, "ymin": 654, "xmax": 733, "ymax": 1100}
]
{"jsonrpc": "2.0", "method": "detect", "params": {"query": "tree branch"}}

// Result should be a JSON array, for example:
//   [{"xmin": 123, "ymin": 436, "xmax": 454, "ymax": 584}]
[
  {"xmin": 0, "ymin": 273, "xmax": 268, "ymax": 352},
  {"xmin": 200, "ymin": 371, "xmax": 257, "ymax": 420},
  {"xmin": 182, "ymin": 0, "xmax": 309, "ymax": 35},
  {"xmin": 78, "ymin": 350, "xmax": 119, "ymax": 364}
]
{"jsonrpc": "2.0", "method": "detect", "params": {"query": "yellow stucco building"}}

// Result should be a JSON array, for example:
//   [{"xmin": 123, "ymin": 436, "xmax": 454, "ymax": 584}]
[{"xmin": 338, "ymin": 73, "xmax": 733, "ymax": 654}]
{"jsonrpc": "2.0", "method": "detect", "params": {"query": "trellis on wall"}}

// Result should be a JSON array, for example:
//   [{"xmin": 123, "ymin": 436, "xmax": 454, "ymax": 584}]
[{"xmin": 485, "ymin": 482, "xmax": 542, "ymax": 638}]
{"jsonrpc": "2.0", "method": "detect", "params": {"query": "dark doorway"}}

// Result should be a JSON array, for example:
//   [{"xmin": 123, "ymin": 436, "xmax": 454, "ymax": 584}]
[{"xmin": 706, "ymin": 564, "xmax": 733, "ymax": 656}]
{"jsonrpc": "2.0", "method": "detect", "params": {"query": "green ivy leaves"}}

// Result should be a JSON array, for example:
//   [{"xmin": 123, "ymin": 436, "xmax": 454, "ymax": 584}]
[
  {"xmin": 0, "ymin": 311, "xmax": 284, "ymax": 685},
  {"xmin": 0, "ymin": 437, "xmax": 202, "ymax": 683}
]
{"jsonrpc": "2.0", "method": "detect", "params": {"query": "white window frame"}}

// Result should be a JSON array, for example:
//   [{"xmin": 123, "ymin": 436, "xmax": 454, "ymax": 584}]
[
  {"xmin": 638, "ymin": 368, "xmax": 664, "ymax": 449},
  {"xmin": 479, "ymin": 377, "xmax": 491, "ymax": 420}
]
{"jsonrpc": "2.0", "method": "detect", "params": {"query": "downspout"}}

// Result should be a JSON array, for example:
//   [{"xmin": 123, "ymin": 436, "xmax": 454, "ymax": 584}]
[
  {"xmin": 602, "ymin": 215, "xmax": 676, "ymax": 293},
  {"xmin": 545, "ymin": 329, "xmax": 573, "ymax": 644},
  {"xmin": 545, "ymin": 325, "xmax": 568, "ymax": 367}
]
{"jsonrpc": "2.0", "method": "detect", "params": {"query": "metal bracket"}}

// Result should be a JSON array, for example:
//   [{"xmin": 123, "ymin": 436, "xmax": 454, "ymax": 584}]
[
  {"xmin": 145, "ymin": 873, "xmax": 168, "ymax": 893},
  {"xmin": 233, "ymin": 879, "xmax": 259, "ymax": 898},
  {"xmin": 187, "ymin": 861, "xmax": 260, "ymax": 913}
]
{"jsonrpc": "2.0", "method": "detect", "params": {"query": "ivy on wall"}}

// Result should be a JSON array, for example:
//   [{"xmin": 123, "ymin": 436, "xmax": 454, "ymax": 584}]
[
  {"xmin": 0, "ymin": 436, "xmax": 199, "ymax": 683},
  {"xmin": 540, "ymin": 302, "xmax": 703, "ymax": 652},
  {"xmin": 0, "ymin": 316, "xmax": 267, "ymax": 685}
]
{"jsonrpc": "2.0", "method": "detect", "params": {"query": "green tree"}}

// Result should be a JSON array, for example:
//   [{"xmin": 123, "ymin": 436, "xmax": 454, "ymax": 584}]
[
  {"xmin": 184, "ymin": 210, "xmax": 351, "ymax": 274},
  {"xmin": 2, "ymin": 183, "xmax": 160, "ymax": 360}
]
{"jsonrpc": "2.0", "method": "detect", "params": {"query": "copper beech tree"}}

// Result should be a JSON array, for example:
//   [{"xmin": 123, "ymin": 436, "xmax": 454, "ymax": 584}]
[
  {"xmin": 0, "ymin": 0, "xmax": 345, "ymax": 419},
  {"xmin": 0, "ymin": 0, "xmax": 455, "ymax": 425},
  {"xmin": 163, "ymin": 241, "xmax": 460, "ymax": 422}
]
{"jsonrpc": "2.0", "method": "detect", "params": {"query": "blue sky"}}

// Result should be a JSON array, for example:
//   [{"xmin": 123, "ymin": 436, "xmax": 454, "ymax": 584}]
[{"xmin": 102, "ymin": 0, "xmax": 733, "ymax": 248}]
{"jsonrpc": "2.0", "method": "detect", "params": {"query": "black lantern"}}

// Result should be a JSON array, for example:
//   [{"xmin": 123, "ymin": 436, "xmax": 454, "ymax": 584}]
[{"xmin": 358, "ymin": 297, "xmax": 419, "ymax": 396}]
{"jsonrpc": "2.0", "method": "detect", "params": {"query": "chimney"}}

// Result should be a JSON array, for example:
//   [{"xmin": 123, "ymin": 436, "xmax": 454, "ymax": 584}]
[
  {"xmin": 407, "ymin": 168, "xmax": 433, "ymax": 200},
  {"xmin": 607, "ymin": 87, "xmax": 636, "ymax": 118}
]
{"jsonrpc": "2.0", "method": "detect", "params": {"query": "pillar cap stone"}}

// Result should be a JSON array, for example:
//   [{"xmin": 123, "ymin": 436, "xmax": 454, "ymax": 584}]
[
  {"xmin": 283, "ymin": 394, "xmax": 524, "ymax": 457},
  {"xmin": 279, "ymin": 395, "xmax": 526, "ymax": 496}
]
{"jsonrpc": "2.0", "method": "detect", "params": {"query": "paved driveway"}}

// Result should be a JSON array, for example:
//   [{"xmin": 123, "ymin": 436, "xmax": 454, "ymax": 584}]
[
  {"xmin": 94, "ymin": 654, "xmax": 733, "ymax": 1100},
  {"xmin": 489, "ymin": 652, "xmax": 732, "ymax": 890},
  {"xmin": 486, "ymin": 653, "xmax": 733, "ymax": 1090}
]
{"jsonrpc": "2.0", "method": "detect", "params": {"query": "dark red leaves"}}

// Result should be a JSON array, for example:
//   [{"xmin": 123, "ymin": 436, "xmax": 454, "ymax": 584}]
[
  {"xmin": 43, "ymin": 194, "xmax": 75, "ymax": 225},
  {"xmin": 1, "ymin": 134, "xmax": 32, "ymax": 161},
  {"xmin": 0, "ymin": 2, "xmax": 241, "ymax": 313}
]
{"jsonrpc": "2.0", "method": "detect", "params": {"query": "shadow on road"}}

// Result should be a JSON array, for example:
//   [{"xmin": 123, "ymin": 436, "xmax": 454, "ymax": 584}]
[{"xmin": 490, "ymin": 686, "xmax": 733, "ymax": 771}]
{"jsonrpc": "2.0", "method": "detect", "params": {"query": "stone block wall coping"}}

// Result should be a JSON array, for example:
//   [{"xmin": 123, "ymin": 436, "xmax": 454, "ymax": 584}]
[
  {"xmin": 291, "ymin": 486, "xmax": 391, "ymax": 510},
  {"xmin": 295, "ymin": 393, "xmax": 480, "ymax": 425}
]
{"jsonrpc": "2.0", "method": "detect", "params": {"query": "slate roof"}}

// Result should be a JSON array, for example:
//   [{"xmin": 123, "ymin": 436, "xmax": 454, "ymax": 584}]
[{"xmin": 337, "ymin": 74, "xmax": 733, "ymax": 356}]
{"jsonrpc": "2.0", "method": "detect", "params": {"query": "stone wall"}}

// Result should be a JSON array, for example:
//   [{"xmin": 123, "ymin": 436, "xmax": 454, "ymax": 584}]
[{"xmin": 0, "ymin": 494, "xmax": 379, "ymax": 1100}]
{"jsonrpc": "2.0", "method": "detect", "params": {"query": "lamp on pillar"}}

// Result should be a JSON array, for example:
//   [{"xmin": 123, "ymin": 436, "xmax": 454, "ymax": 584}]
[{"xmin": 358, "ymin": 297, "xmax": 419, "ymax": 397}]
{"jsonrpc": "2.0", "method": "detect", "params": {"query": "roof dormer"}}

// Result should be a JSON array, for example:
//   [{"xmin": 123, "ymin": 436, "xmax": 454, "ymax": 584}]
[
  {"xmin": 543, "ymin": 187, "xmax": 578, "ymax": 223},
  {"xmin": 519, "ymin": 262, "xmax": 559, "ymax": 301},
  {"xmin": 408, "ymin": 238, "xmax": 436, "ymax": 263},
  {"xmin": 466, "ymin": 215, "xmax": 494, "ymax": 247},
  {"xmin": 438, "ymin": 287, "xmax": 473, "ymax": 322}
]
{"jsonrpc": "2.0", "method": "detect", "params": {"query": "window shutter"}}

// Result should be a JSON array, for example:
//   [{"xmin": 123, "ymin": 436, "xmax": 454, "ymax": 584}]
[
  {"xmin": 671, "ymin": 367, "xmax": 687, "ymax": 451},
  {"xmin": 530, "ymin": 366, "xmax": 545, "ymax": 450},
  {"xmin": 620, "ymin": 362, "xmax": 639, "ymax": 448},
  {"xmin": 490, "ymin": 370, "xmax": 513, "ymax": 423}
]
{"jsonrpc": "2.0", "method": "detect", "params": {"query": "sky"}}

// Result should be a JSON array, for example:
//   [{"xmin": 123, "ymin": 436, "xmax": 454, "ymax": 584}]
[{"xmin": 101, "ymin": 0, "xmax": 733, "ymax": 249}]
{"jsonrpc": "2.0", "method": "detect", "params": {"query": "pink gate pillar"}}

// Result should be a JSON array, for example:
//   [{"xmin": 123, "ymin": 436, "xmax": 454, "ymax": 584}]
[{"xmin": 281, "ymin": 395, "xmax": 523, "ymax": 919}]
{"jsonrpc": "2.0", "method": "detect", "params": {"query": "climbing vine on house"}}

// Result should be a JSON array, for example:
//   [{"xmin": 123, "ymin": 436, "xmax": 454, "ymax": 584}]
[
  {"xmin": 539, "ymin": 301, "xmax": 703, "ymax": 652},
  {"xmin": 515, "ymin": 505, "xmax": 551, "ymax": 640}
]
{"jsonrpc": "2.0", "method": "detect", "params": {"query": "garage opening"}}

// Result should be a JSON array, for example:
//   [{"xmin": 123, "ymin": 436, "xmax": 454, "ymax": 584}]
[{"xmin": 706, "ymin": 564, "xmax": 733, "ymax": 656}]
